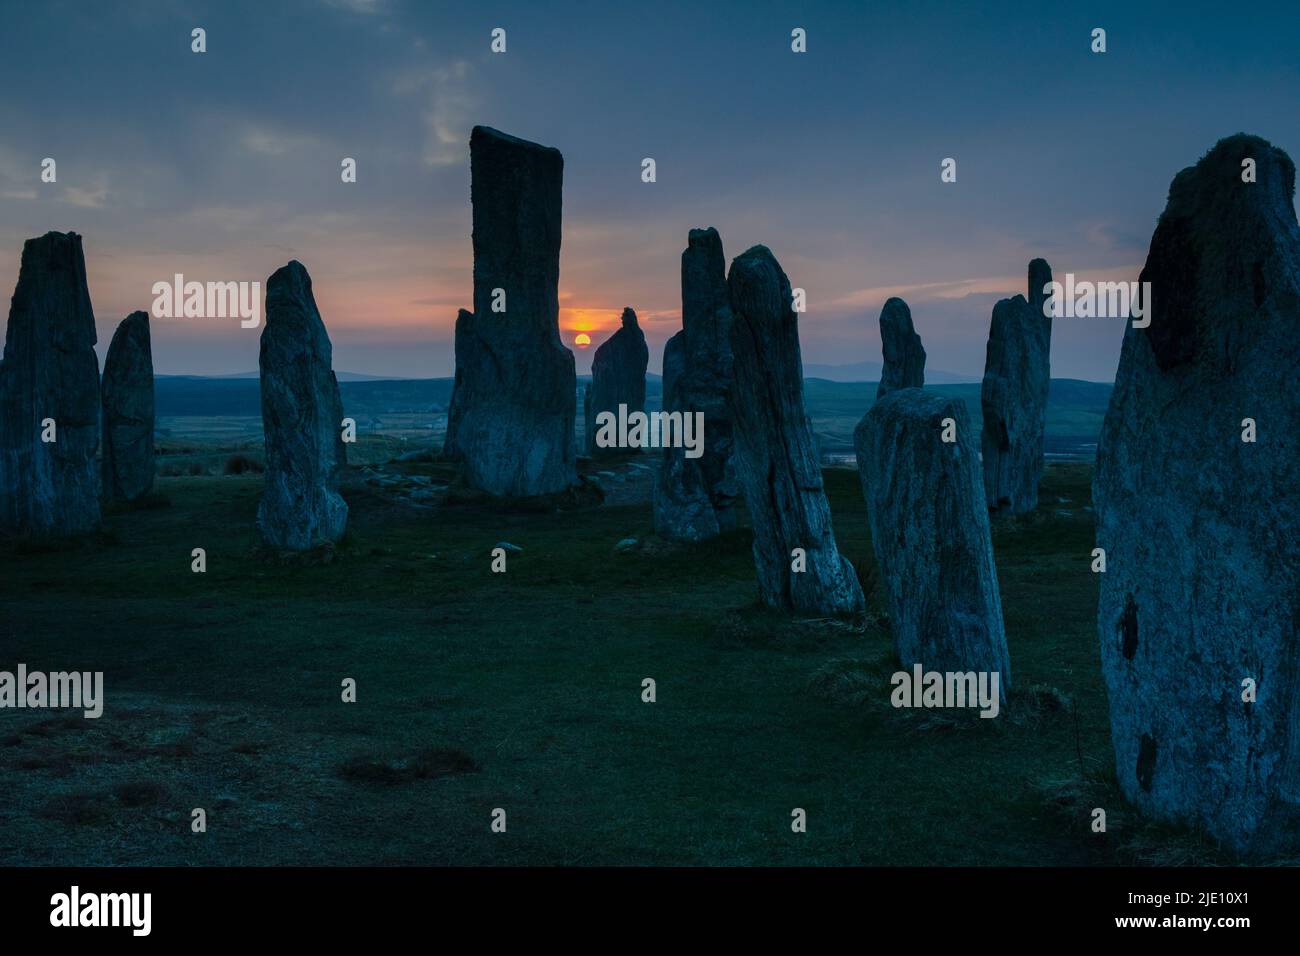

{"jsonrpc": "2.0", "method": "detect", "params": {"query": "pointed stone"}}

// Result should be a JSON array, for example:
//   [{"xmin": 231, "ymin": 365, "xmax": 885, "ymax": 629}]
[
  {"xmin": 660, "ymin": 330, "xmax": 685, "ymax": 415},
  {"xmin": 1095, "ymin": 134, "xmax": 1300, "ymax": 855},
  {"xmin": 726, "ymin": 245, "xmax": 864, "ymax": 615},
  {"xmin": 443, "ymin": 308, "xmax": 473, "ymax": 460},
  {"xmin": 101, "ymin": 311, "xmax": 155, "ymax": 502},
  {"xmin": 256, "ymin": 261, "xmax": 348, "ymax": 550},
  {"xmin": 980, "ymin": 258, "xmax": 1053, "ymax": 514},
  {"xmin": 653, "ymin": 227, "xmax": 740, "ymax": 541},
  {"xmin": 0, "ymin": 231, "xmax": 101, "ymax": 537},
  {"xmin": 877, "ymin": 297, "xmax": 925, "ymax": 398},
  {"xmin": 585, "ymin": 307, "xmax": 648, "ymax": 457},
  {"xmin": 452, "ymin": 126, "xmax": 576, "ymax": 496},
  {"xmin": 855, "ymin": 389, "xmax": 1008, "ymax": 688}
]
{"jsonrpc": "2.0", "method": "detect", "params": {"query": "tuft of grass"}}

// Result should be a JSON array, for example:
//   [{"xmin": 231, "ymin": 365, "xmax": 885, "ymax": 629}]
[
  {"xmin": 443, "ymin": 477, "xmax": 605, "ymax": 513},
  {"xmin": 112, "ymin": 780, "xmax": 168, "ymax": 807},
  {"xmin": 223, "ymin": 453, "xmax": 264, "ymax": 475},
  {"xmin": 338, "ymin": 748, "xmax": 479, "ymax": 785},
  {"xmin": 806, "ymin": 655, "xmax": 896, "ymax": 708},
  {"xmin": 251, "ymin": 539, "xmax": 342, "ymax": 566},
  {"xmin": 39, "ymin": 791, "xmax": 113, "ymax": 826},
  {"xmin": 104, "ymin": 492, "xmax": 172, "ymax": 515},
  {"xmin": 1033, "ymin": 767, "xmax": 1239, "ymax": 866}
]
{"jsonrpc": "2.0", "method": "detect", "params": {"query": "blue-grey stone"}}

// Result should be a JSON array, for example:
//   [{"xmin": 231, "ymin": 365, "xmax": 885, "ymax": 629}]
[
  {"xmin": 1095, "ymin": 134, "xmax": 1300, "ymax": 856},
  {"xmin": 980, "ymin": 258, "xmax": 1053, "ymax": 514},
  {"xmin": 584, "ymin": 307, "xmax": 648, "ymax": 457},
  {"xmin": 257, "ymin": 260, "xmax": 348, "ymax": 550},
  {"xmin": 653, "ymin": 227, "xmax": 740, "ymax": 541},
  {"xmin": 453, "ymin": 126, "xmax": 576, "ymax": 496},
  {"xmin": 0, "ymin": 231, "xmax": 101, "ymax": 537},
  {"xmin": 726, "ymin": 244, "xmax": 864, "ymax": 615},
  {"xmin": 855, "ymin": 389, "xmax": 1008, "ymax": 689},
  {"xmin": 101, "ymin": 311, "xmax": 155, "ymax": 502},
  {"xmin": 877, "ymin": 297, "xmax": 925, "ymax": 398}
]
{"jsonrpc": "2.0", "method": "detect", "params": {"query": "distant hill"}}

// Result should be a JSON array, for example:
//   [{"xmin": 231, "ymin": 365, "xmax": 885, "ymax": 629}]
[
  {"xmin": 154, "ymin": 376, "xmax": 455, "ymax": 417},
  {"xmin": 802, "ymin": 360, "xmax": 975, "ymax": 384},
  {"xmin": 159, "ymin": 371, "xmax": 405, "ymax": 382},
  {"xmin": 802, "ymin": 377, "xmax": 1112, "ymax": 460},
  {"xmin": 154, "ymin": 374, "xmax": 1111, "ymax": 460}
]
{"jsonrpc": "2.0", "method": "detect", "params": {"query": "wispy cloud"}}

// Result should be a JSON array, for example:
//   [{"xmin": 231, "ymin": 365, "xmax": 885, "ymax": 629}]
[
  {"xmin": 239, "ymin": 125, "xmax": 325, "ymax": 158},
  {"xmin": 61, "ymin": 180, "xmax": 109, "ymax": 209},
  {"xmin": 321, "ymin": 0, "xmax": 387, "ymax": 14},
  {"xmin": 392, "ymin": 61, "xmax": 477, "ymax": 168}
]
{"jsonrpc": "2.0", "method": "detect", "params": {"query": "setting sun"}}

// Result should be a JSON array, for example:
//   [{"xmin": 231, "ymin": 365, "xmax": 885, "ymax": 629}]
[{"xmin": 574, "ymin": 332, "xmax": 591, "ymax": 348}]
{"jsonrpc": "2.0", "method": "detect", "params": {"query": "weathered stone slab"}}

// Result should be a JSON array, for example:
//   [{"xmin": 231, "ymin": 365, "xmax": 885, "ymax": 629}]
[
  {"xmin": 452, "ymin": 126, "xmax": 576, "ymax": 496},
  {"xmin": 443, "ymin": 308, "xmax": 473, "ymax": 460},
  {"xmin": 0, "ymin": 231, "xmax": 101, "ymax": 536},
  {"xmin": 257, "ymin": 261, "xmax": 348, "ymax": 550},
  {"xmin": 585, "ymin": 307, "xmax": 648, "ymax": 457},
  {"xmin": 877, "ymin": 297, "xmax": 925, "ymax": 397},
  {"xmin": 1095, "ymin": 134, "xmax": 1300, "ymax": 855},
  {"xmin": 726, "ymin": 244, "xmax": 864, "ymax": 615},
  {"xmin": 855, "ymin": 389, "xmax": 1008, "ymax": 687},
  {"xmin": 653, "ymin": 227, "xmax": 740, "ymax": 541},
  {"xmin": 101, "ymin": 311, "xmax": 155, "ymax": 503},
  {"xmin": 980, "ymin": 259, "xmax": 1053, "ymax": 514}
]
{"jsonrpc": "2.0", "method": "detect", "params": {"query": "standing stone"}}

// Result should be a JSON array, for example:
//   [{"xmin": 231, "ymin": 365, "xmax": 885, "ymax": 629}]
[
  {"xmin": 257, "ymin": 261, "xmax": 348, "ymax": 551},
  {"xmin": 726, "ymin": 245, "xmax": 864, "ymax": 615},
  {"xmin": 877, "ymin": 297, "xmax": 925, "ymax": 397},
  {"xmin": 653, "ymin": 330, "xmax": 715, "ymax": 538},
  {"xmin": 443, "ymin": 308, "xmax": 473, "ymax": 459},
  {"xmin": 660, "ymin": 330, "xmax": 685, "ymax": 412},
  {"xmin": 452, "ymin": 126, "xmax": 576, "ymax": 496},
  {"xmin": 101, "ymin": 311, "xmax": 155, "ymax": 503},
  {"xmin": 585, "ymin": 307, "xmax": 648, "ymax": 457},
  {"xmin": 653, "ymin": 227, "xmax": 741, "ymax": 541},
  {"xmin": 855, "ymin": 390, "xmax": 1008, "ymax": 688},
  {"xmin": 1095, "ymin": 134, "xmax": 1300, "ymax": 855},
  {"xmin": 980, "ymin": 258, "xmax": 1053, "ymax": 514},
  {"xmin": 0, "ymin": 231, "xmax": 100, "ymax": 537}
]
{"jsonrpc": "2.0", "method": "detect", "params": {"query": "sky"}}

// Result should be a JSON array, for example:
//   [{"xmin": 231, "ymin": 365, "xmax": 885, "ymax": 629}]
[{"xmin": 1, "ymin": 0, "xmax": 1297, "ymax": 380}]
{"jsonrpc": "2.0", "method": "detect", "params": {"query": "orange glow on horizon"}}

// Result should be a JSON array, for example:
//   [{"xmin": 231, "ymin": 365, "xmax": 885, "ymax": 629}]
[{"xmin": 561, "ymin": 306, "xmax": 616, "ymax": 334}]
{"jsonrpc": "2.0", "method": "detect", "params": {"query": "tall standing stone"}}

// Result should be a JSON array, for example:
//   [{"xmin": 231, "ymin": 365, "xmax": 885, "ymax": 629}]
[
  {"xmin": 452, "ymin": 125, "xmax": 576, "ymax": 496},
  {"xmin": 1095, "ymin": 134, "xmax": 1300, "ymax": 855},
  {"xmin": 726, "ymin": 245, "xmax": 864, "ymax": 615},
  {"xmin": 653, "ymin": 227, "xmax": 740, "ymax": 541},
  {"xmin": 0, "ymin": 231, "xmax": 100, "ymax": 536},
  {"xmin": 980, "ymin": 258, "xmax": 1053, "ymax": 514},
  {"xmin": 257, "ymin": 261, "xmax": 348, "ymax": 551},
  {"xmin": 877, "ymin": 297, "xmax": 925, "ymax": 397},
  {"xmin": 101, "ymin": 311, "xmax": 155, "ymax": 503},
  {"xmin": 855, "ymin": 390, "xmax": 1008, "ymax": 688},
  {"xmin": 585, "ymin": 307, "xmax": 648, "ymax": 457}
]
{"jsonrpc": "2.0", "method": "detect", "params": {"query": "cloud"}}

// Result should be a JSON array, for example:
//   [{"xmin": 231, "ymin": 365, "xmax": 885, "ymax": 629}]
[
  {"xmin": 61, "ymin": 181, "xmax": 109, "ymax": 209},
  {"xmin": 0, "ymin": 147, "xmax": 36, "ymax": 201},
  {"xmin": 321, "ymin": 0, "xmax": 386, "ymax": 14},
  {"xmin": 240, "ymin": 125, "xmax": 324, "ymax": 158},
  {"xmin": 392, "ymin": 61, "xmax": 477, "ymax": 168},
  {"xmin": 823, "ymin": 275, "xmax": 1025, "ymax": 313}
]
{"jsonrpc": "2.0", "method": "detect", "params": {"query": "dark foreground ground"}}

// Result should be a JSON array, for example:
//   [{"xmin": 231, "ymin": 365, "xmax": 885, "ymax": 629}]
[{"xmin": 0, "ymin": 457, "xmax": 1260, "ymax": 865}]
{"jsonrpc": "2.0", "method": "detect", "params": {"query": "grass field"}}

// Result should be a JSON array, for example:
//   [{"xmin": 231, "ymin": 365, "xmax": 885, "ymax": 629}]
[{"xmin": 0, "ymin": 455, "xmax": 1243, "ymax": 866}]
